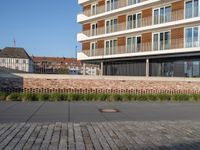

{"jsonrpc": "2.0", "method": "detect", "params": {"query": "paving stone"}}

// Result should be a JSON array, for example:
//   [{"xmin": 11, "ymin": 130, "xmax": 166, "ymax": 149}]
[{"xmin": 0, "ymin": 121, "xmax": 199, "ymax": 150}]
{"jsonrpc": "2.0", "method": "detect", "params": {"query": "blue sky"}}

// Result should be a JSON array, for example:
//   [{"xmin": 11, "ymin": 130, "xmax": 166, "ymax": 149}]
[{"xmin": 0, "ymin": 0, "xmax": 81, "ymax": 57}]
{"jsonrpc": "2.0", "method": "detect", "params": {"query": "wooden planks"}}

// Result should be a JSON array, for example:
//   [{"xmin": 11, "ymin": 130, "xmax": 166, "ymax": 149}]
[{"xmin": 0, "ymin": 121, "xmax": 199, "ymax": 149}]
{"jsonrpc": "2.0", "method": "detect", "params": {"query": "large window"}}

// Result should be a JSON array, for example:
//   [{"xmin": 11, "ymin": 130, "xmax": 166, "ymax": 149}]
[
  {"xmin": 90, "ymin": 42, "xmax": 97, "ymax": 56},
  {"xmin": 185, "ymin": 0, "xmax": 199, "ymax": 19},
  {"xmin": 106, "ymin": 0, "xmax": 118, "ymax": 11},
  {"xmin": 128, "ymin": 0, "xmax": 141, "ymax": 6},
  {"xmin": 153, "ymin": 6, "xmax": 171, "ymax": 24},
  {"xmin": 127, "ymin": 36, "xmax": 141, "ymax": 53},
  {"xmin": 153, "ymin": 31, "xmax": 171, "ymax": 50},
  {"xmin": 105, "ymin": 39, "xmax": 117, "ymax": 55},
  {"xmin": 185, "ymin": 26, "xmax": 199, "ymax": 48},
  {"xmin": 91, "ymin": 23, "xmax": 97, "ymax": 36},
  {"xmin": 127, "ymin": 13, "xmax": 141, "ymax": 29},
  {"xmin": 106, "ymin": 18, "xmax": 118, "ymax": 33}
]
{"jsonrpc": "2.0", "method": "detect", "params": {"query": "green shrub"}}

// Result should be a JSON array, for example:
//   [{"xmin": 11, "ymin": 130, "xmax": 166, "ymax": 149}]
[
  {"xmin": 171, "ymin": 94, "xmax": 190, "ymax": 101},
  {"xmin": 0, "ymin": 92, "xmax": 7, "ymax": 101},
  {"xmin": 38, "ymin": 93, "xmax": 50, "ymax": 101},
  {"xmin": 96, "ymin": 93, "xmax": 109, "ymax": 101},
  {"xmin": 157, "ymin": 94, "xmax": 172, "ymax": 101},
  {"xmin": 22, "ymin": 93, "xmax": 38, "ymax": 101},
  {"xmin": 146, "ymin": 94, "xmax": 159, "ymax": 101},
  {"xmin": 109, "ymin": 94, "xmax": 123, "ymax": 102},
  {"xmin": 135, "ymin": 94, "xmax": 148, "ymax": 101},
  {"xmin": 191, "ymin": 94, "xmax": 200, "ymax": 101},
  {"xmin": 84, "ymin": 93, "xmax": 96, "ymax": 101},
  {"xmin": 68, "ymin": 93, "xmax": 84, "ymax": 101},
  {"xmin": 6, "ymin": 93, "xmax": 22, "ymax": 101},
  {"xmin": 122, "ymin": 93, "xmax": 132, "ymax": 101},
  {"xmin": 50, "ymin": 93, "xmax": 66, "ymax": 101}
]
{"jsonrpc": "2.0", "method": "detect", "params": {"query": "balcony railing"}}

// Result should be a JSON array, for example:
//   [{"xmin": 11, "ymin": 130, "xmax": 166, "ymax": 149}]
[
  {"xmin": 82, "ymin": 38, "xmax": 200, "ymax": 57},
  {"xmin": 82, "ymin": 9, "xmax": 184, "ymax": 37},
  {"xmin": 82, "ymin": 0, "xmax": 147, "ymax": 17}
]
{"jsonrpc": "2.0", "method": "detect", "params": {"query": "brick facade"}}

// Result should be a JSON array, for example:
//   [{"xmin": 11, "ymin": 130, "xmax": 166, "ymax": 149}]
[
  {"xmin": 1, "ymin": 74, "xmax": 200, "ymax": 94},
  {"xmin": 171, "ymin": 27, "xmax": 184, "ymax": 49}
]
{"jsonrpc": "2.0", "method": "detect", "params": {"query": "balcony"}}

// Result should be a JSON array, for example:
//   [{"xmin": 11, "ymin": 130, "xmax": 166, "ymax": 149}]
[
  {"xmin": 78, "ymin": 9, "xmax": 184, "ymax": 41},
  {"xmin": 78, "ymin": 0, "xmax": 90, "ymax": 5},
  {"xmin": 77, "ymin": 38, "xmax": 200, "ymax": 60},
  {"xmin": 77, "ymin": 0, "xmax": 159, "ymax": 23}
]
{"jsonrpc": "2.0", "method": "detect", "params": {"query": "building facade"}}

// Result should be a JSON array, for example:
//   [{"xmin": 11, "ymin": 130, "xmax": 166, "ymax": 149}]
[
  {"xmin": 0, "ymin": 47, "xmax": 34, "ymax": 73},
  {"xmin": 77, "ymin": 0, "xmax": 200, "ymax": 77},
  {"xmin": 32, "ymin": 56, "xmax": 100, "ymax": 75}
]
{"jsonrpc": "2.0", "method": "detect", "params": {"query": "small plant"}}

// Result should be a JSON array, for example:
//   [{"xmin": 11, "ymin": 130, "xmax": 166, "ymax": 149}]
[
  {"xmin": 84, "ymin": 93, "xmax": 96, "ymax": 101},
  {"xmin": 0, "ymin": 92, "xmax": 7, "ymax": 101},
  {"xmin": 97, "ymin": 93, "xmax": 109, "ymax": 101},
  {"xmin": 110, "ymin": 94, "xmax": 123, "ymax": 102},
  {"xmin": 22, "ymin": 93, "xmax": 38, "ymax": 101},
  {"xmin": 157, "ymin": 94, "xmax": 172, "ymax": 101},
  {"xmin": 191, "ymin": 94, "xmax": 200, "ymax": 101},
  {"xmin": 122, "ymin": 93, "xmax": 132, "ymax": 101},
  {"xmin": 6, "ymin": 93, "xmax": 22, "ymax": 101},
  {"xmin": 50, "ymin": 93, "xmax": 65, "ymax": 101},
  {"xmin": 135, "ymin": 94, "xmax": 148, "ymax": 101},
  {"xmin": 38, "ymin": 93, "xmax": 50, "ymax": 101},
  {"xmin": 171, "ymin": 94, "xmax": 190, "ymax": 101}
]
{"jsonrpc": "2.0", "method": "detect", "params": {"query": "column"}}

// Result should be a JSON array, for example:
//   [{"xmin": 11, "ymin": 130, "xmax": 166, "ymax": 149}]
[
  {"xmin": 146, "ymin": 58, "xmax": 149, "ymax": 77},
  {"xmin": 83, "ymin": 63, "xmax": 86, "ymax": 75},
  {"xmin": 100, "ymin": 62, "xmax": 103, "ymax": 76}
]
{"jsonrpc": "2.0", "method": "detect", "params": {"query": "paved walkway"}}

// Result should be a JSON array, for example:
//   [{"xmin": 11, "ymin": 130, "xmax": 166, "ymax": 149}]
[
  {"xmin": 0, "ymin": 102, "xmax": 200, "ymax": 123},
  {"xmin": 0, "ymin": 121, "xmax": 200, "ymax": 150}
]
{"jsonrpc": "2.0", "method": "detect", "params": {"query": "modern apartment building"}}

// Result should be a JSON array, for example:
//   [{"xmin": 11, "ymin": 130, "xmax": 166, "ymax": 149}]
[{"xmin": 77, "ymin": 0, "xmax": 200, "ymax": 77}]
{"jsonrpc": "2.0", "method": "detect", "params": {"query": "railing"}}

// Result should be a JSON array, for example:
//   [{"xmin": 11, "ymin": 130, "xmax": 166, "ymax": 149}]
[
  {"xmin": 81, "ymin": 9, "xmax": 184, "ymax": 37},
  {"xmin": 82, "ymin": 0, "xmax": 147, "ymax": 17},
  {"xmin": 82, "ymin": 38, "xmax": 200, "ymax": 57}
]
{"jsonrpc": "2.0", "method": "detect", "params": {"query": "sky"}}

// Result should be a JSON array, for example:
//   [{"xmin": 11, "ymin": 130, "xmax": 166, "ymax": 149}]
[{"xmin": 0, "ymin": 0, "xmax": 81, "ymax": 57}]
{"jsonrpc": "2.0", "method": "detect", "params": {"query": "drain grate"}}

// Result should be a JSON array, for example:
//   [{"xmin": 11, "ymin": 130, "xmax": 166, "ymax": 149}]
[{"xmin": 99, "ymin": 109, "xmax": 120, "ymax": 113}]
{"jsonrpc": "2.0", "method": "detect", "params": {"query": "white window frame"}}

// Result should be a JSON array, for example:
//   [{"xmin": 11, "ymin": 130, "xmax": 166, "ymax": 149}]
[
  {"xmin": 153, "ymin": 5, "xmax": 172, "ymax": 25},
  {"xmin": 127, "ymin": 0, "xmax": 141, "ymax": 6},
  {"xmin": 106, "ymin": 0, "xmax": 118, "ymax": 12},
  {"xmin": 90, "ymin": 23, "xmax": 98, "ymax": 36},
  {"xmin": 184, "ymin": 26, "xmax": 200, "ymax": 48},
  {"xmin": 104, "ymin": 39, "xmax": 118, "ymax": 55},
  {"xmin": 126, "ymin": 12, "xmax": 142, "ymax": 30},
  {"xmin": 152, "ymin": 30, "xmax": 171, "ymax": 51},
  {"xmin": 90, "ymin": 42, "xmax": 97, "ymax": 56},
  {"xmin": 105, "ymin": 18, "xmax": 118, "ymax": 34},
  {"xmin": 91, "ymin": 3, "xmax": 98, "ymax": 16},
  {"xmin": 184, "ymin": 0, "xmax": 200, "ymax": 19},
  {"xmin": 126, "ymin": 35, "xmax": 141, "ymax": 53}
]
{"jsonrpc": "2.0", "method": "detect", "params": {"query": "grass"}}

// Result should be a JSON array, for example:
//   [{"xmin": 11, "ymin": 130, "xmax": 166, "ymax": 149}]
[{"xmin": 0, "ymin": 92, "xmax": 200, "ymax": 102}]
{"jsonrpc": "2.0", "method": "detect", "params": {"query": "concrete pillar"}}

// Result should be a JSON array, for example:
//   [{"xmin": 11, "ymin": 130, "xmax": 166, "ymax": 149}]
[
  {"xmin": 100, "ymin": 62, "xmax": 103, "ymax": 76},
  {"xmin": 83, "ymin": 63, "xmax": 86, "ymax": 75},
  {"xmin": 146, "ymin": 59, "xmax": 149, "ymax": 77}
]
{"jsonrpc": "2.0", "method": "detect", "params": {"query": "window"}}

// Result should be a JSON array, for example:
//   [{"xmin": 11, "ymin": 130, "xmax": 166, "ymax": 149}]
[
  {"xmin": 153, "ymin": 6, "xmax": 171, "ymax": 24},
  {"xmin": 106, "ymin": 18, "xmax": 117, "ymax": 33},
  {"xmin": 23, "ymin": 60, "xmax": 26, "ymax": 64},
  {"xmin": 128, "ymin": 0, "xmax": 141, "ymax": 6},
  {"xmin": 185, "ymin": 26, "xmax": 199, "ymax": 48},
  {"xmin": 127, "ymin": 36, "xmax": 141, "ymax": 53},
  {"xmin": 16, "ymin": 59, "xmax": 19, "ymax": 63},
  {"xmin": 90, "ymin": 42, "xmax": 97, "ymax": 56},
  {"xmin": 185, "ymin": 0, "xmax": 199, "ymax": 19},
  {"xmin": 127, "ymin": 13, "xmax": 141, "ymax": 29},
  {"xmin": 105, "ymin": 39, "xmax": 117, "ymax": 55},
  {"xmin": 153, "ymin": 31, "xmax": 171, "ymax": 50},
  {"xmin": 91, "ymin": 3, "xmax": 97, "ymax": 15},
  {"xmin": 106, "ymin": 0, "xmax": 118, "ymax": 11},
  {"xmin": 91, "ymin": 23, "xmax": 97, "ymax": 36}
]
